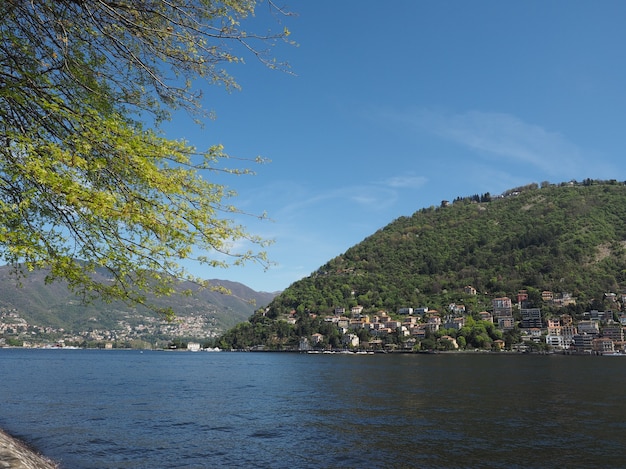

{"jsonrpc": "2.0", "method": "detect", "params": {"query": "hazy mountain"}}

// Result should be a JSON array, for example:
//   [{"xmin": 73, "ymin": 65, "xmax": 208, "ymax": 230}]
[{"xmin": 0, "ymin": 265, "xmax": 277, "ymax": 333}]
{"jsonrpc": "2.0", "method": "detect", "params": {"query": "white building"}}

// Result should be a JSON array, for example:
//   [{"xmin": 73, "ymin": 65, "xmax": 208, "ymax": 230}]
[
  {"xmin": 342, "ymin": 333, "xmax": 359, "ymax": 348},
  {"xmin": 187, "ymin": 342, "xmax": 201, "ymax": 352}
]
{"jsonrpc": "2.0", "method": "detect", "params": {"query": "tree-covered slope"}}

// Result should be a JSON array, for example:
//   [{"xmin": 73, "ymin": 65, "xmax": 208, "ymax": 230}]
[{"xmin": 267, "ymin": 181, "xmax": 626, "ymax": 317}]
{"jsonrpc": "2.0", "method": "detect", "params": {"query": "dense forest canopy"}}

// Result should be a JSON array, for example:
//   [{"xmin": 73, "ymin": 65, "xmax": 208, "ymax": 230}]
[{"xmin": 267, "ymin": 180, "xmax": 626, "ymax": 316}]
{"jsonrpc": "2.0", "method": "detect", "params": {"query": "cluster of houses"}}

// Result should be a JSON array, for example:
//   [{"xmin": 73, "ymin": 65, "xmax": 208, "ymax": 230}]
[
  {"xmin": 0, "ymin": 307, "xmax": 222, "ymax": 348},
  {"xmin": 488, "ymin": 289, "xmax": 626, "ymax": 354},
  {"xmin": 294, "ymin": 287, "xmax": 626, "ymax": 355},
  {"xmin": 489, "ymin": 293, "xmax": 626, "ymax": 354}
]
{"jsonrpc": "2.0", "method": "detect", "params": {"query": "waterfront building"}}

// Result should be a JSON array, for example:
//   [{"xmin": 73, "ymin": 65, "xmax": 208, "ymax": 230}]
[
  {"xmin": 592, "ymin": 337, "xmax": 615, "ymax": 354},
  {"xmin": 520, "ymin": 308, "xmax": 542, "ymax": 329},
  {"xmin": 578, "ymin": 320, "xmax": 600, "ymax": 335},
  {"xmin": 572, "ymin": 334, "xmax": 594, "ymax": 353}
]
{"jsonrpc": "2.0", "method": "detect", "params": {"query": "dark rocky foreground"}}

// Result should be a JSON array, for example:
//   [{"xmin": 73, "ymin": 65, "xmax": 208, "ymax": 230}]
[{"xmin": 0, "ymin": 430, "xmax": 57, "ymax": 469}]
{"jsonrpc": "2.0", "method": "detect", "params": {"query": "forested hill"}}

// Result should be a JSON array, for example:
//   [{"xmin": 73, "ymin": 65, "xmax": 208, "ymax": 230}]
[{"xmin": 267, "ymin": 180, "xmax": 626, "ymax": 317}]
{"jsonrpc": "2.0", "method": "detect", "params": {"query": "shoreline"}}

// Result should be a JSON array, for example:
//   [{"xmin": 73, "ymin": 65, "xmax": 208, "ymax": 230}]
[{"xmin": 0, "ymin": 429, "xmax": 58, "ymax": 469}]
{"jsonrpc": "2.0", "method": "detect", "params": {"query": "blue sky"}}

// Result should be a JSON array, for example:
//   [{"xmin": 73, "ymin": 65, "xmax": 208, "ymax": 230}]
[{"xmin": 164, "ymin": 0, "xmax": 626, "ymax": 293}]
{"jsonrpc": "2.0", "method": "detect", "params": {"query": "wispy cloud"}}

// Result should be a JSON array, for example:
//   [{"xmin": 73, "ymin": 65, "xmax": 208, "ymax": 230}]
[
  {"xmin": 265, "ymin": 178, "xmax": 423, "ymax": 219},
  {"xmin": 393, "ymin": 109, "xmax": 586, "ymax": 177},
  {"xmin": 381, "ymin": 175, "xmax": 428, "ymax": 188}
]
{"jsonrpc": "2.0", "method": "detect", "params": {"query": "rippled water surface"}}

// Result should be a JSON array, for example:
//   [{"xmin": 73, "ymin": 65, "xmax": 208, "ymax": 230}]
[{"xmin": 1, "ymin": 349, "xmax": 625, "ymax": 468}]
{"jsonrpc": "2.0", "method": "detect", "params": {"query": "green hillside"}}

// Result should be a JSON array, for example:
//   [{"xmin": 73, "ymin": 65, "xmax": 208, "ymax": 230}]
[
  {"xmin": 0, "ymin": 266, "xmax": 276, "ymax": 334},
  {"xmin": 218, "ymin": 180, "xmax": 626, "ymax": 349}
]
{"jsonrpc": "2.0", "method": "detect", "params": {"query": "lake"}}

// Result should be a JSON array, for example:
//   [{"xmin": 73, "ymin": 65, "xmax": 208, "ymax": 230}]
[{"xmin": 0, "ymin": 349, "xmax": 625, "ymax": 468}]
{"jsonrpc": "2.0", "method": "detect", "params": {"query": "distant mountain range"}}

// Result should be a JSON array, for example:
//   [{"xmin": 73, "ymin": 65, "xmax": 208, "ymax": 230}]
[{"xmin": 0, "ymin": 265, "xmax": 278, "ymax": 334}]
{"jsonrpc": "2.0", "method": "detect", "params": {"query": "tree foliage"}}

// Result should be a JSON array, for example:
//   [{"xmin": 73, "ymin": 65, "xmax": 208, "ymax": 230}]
[{"xmin": 0, "ymin": 1, "xmax": 291, "ymax": 316}]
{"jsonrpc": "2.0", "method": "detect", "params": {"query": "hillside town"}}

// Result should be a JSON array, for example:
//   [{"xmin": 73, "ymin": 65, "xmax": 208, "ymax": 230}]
[
  {"xmin": 4, "ymin": 285, "xmax": 626, "ymax": 354},
  {"xmin": 0, "ymin": 308, "xmax": 222, "ymax": 349},
  {"xmin": 292, "ymin": 288, "xmax": 626, "ymax": 355}
]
